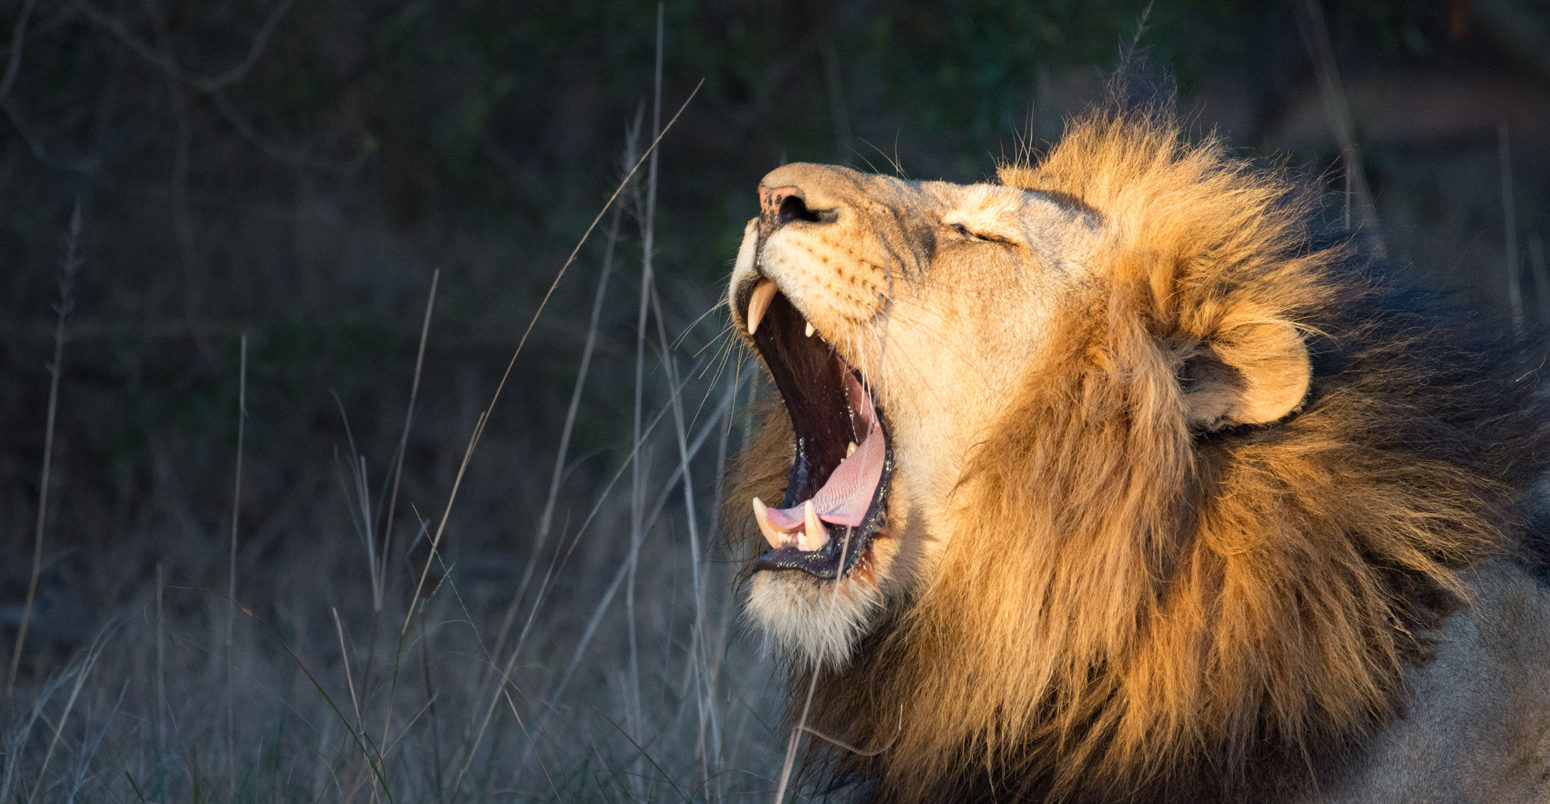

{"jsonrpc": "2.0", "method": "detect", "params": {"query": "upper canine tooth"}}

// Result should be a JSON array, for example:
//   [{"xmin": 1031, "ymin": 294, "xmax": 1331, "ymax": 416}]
[
  {"xmin": 747, "ymin": 279, "xmax": 778, "ymax": 335},
  {"xmin": 805, "ymin": 321, "xmax": 816, "ymax": 338}
]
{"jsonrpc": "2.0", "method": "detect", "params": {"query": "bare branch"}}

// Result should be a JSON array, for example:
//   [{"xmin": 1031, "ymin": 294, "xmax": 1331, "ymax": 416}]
[
  {"xmin": 0, "ymin": 0, "xmax": 38, "ymax": 104},
  {"xmin": 71, "ymin": 0, "xmax": 362, "ymax": 172},
  {"xmin": 71, "ymin": 0, "xmax": 294, "ymax": 92}
]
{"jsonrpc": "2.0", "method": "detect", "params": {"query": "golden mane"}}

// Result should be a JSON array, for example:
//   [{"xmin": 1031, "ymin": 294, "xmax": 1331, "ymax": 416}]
[{"xmin": 729, "ymin": 108, "xmax": 1550, "ymax": 800}]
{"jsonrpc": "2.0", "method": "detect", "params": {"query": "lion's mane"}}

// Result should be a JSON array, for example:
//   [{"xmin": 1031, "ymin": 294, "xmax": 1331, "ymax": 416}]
[{"xmin": 727, "ymin": 107, "xmax": 1550, "ymax": 801}]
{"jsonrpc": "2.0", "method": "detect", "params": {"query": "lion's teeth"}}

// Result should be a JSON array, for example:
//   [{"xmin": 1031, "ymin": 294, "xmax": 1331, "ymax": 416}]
[
  {"xmin": 747, "ymin": 279, "xmax": 778, "ymax": 335},
  {"xmin": 800, "ymin": 500, "xmax": 829, "ymax": 552},
  {"xmin": 753, "ymin": 495, "xmax": 830, "ymax": 553},
  {"xmin": 846, "ymin": 441, "xmax": 857, "ymax": 457},
  {"xmin": 805, "ymin": 321, "xmax": 816, "ymax": 338},
  {"xmin": 752, "ymin": 497, "xmax": 785, "ymax": 550}
]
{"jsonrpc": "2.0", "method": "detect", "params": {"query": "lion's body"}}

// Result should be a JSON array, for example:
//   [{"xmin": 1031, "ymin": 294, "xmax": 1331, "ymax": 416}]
[
  {"xmin": 1309, "ymin": 562, "xmax": 1550, "ymax": 803},
  {"xmin": 723, "ymin": 107, "xmax": 1550, "ymax": 801}
]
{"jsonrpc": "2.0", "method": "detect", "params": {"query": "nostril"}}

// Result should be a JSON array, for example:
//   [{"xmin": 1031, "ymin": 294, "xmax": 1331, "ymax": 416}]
[
  {"xmin": 759, "ymin": 183, "xmax": 838, "ymax": 236},
  {"xmin": 778, "ymin": 194, "xmax": 821, "ymax": 225}
]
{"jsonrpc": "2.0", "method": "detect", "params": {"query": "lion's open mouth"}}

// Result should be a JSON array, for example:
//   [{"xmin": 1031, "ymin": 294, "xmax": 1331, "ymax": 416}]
[{"xmin": 738, "ymin": 278, "xmax": 894, "ymax": 580}]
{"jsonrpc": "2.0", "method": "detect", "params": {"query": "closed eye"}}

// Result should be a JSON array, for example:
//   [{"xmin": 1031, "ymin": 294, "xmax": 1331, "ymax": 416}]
[{"xmin": 951, "ymin": 222, "xmax": 1016, "ymax": 246}]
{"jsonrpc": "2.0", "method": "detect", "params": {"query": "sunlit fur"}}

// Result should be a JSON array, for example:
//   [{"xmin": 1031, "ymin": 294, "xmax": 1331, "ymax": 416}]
[{"xmin": 723, "ymin": 106, "xmax": 1550, "ymax": 800}]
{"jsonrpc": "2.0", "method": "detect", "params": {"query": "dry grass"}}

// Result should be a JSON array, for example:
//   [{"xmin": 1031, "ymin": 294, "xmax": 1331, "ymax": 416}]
[
  {"xmin": 0, "ymin": 42, "xmax": 790, "ymax": 804},
  {"xmin": 1, "ymin": 183, "xmax": 786, "ymax": 804}
]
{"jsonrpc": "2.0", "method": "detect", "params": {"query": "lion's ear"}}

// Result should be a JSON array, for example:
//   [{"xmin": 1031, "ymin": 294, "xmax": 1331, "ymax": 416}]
[{"xmin": 1179, "ymin": 320, "xmax": 1310, "ymax": 430}]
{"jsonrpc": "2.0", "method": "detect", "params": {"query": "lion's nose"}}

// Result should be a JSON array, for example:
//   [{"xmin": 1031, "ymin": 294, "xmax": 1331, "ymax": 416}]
[
  {"xmin": 758, "ymin": 183, "xmax": 823, "ymax": 237},
  {"xmin": 757, "ymin": 163, "xmax": 855, "ymax": 239}
]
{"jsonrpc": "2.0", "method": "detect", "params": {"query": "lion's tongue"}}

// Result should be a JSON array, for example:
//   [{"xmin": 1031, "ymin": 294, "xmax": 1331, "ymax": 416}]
[
  {"xmin": 765, "ymin": 428, "xmax": 883, "ymax": 529},
  {"xmin": 766, "ymin": 374, "xmax": 883, "ymax": 531}
]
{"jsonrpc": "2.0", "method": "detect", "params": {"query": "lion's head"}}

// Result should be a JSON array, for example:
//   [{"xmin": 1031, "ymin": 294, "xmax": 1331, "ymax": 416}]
[{"xmin": 722, "ymin": 107, "xmax": 1550, "ymax": 800}]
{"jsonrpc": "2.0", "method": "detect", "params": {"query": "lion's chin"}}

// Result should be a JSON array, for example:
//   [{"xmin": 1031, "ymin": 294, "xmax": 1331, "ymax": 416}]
[{"xmin": 747, "ymin": 562, "xmax": 886, "ymax": 669}]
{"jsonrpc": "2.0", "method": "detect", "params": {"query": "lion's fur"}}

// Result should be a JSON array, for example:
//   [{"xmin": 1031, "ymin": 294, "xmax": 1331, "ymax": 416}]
[{"xmin": 724, "ymin": 107, "xmax": 1550, "ymax": 801}]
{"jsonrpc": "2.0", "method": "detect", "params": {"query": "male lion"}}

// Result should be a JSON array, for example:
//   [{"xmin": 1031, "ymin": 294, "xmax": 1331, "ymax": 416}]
[{"xmin": 722, "ymin": 105, "xmax": 1550, "ymax": 802}]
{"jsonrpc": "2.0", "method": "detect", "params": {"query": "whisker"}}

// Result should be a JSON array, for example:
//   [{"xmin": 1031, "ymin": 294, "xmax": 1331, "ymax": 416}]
[
  {"xmin": 693, "ymin": 322, "xmax": 738, "ymax": 364},
  {"xmin": 673, "ymin": 297, "xmax": 731, "ymax": 353}
]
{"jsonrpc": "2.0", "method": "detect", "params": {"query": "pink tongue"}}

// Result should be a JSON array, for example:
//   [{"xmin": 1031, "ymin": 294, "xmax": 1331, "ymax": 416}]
[{"xmin": 765, "ymin": 374, "xmax": 884, "ymax": 530}]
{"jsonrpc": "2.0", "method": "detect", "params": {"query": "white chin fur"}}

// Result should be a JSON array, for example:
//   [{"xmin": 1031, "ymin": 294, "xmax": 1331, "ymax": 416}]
[{"xmin": 746, "ymin": 569, "xmax": 882, "ymax": 668}]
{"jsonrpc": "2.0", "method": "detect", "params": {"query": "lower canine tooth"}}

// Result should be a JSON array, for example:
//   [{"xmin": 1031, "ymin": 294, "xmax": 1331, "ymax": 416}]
[
  {"xmin": 801, "ymin": 501, "xmax": 830, "ymax": 551},
  {"xmin": 846, "ymin": 441, "xmax": 858, "ymax": 457},
  {"xmin": 752, "ymin": 497, "xmax": 785, "ymax": 550}
]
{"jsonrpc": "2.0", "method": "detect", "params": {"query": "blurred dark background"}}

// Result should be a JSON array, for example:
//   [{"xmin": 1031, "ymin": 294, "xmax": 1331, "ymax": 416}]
[
  {"xmin": 6, "ymin": 0, "xmax": 1550, "ymax": 574},
  {"xmin": 2, "ymin": 0, "xmax": 1550, "ymax": 798}
]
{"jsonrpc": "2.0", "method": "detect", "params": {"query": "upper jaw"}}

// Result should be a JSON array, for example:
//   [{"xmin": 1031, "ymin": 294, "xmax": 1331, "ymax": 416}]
[
  {"xmin": 729, "ymin": 219, "xmax": 762, "ymax": 331},
  {"xmin": 730, "ymin": 218, "xmax": 844, "ymax": 344},
  {"xmin": 730, "ymin": 229, "xmax": 896, "ymax": 581}
]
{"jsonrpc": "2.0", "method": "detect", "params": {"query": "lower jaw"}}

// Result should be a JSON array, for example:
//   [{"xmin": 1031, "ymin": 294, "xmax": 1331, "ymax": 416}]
[
  {"xmin": 755, "ymin": 533, "xmax": 886, "ymax": 587},
  {"xmin": 753, "ymin": 531, "xmax": 871, "ymax": 578}
]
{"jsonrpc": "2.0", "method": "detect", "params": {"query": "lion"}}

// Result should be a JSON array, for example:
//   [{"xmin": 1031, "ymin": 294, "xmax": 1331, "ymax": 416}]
[{"xmin": 720, "ymin": 103, "xmax": 1550, "ymax": 802}]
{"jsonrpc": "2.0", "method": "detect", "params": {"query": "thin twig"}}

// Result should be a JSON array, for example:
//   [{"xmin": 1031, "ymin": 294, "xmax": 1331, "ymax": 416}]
[
  {"xmin": 0, "ymin": 0, "xmax": 38, "ymax": 104},
  {"xmin": 380, "ymin": 269, "xmax": 439, "ymax": 611},
  {"xmin": 1530, "ymin": 236, "xmax": 1549, "ymax": 329},
  {"xmin": 1296, "ymin": 0, "xmax": 1387, "ymax": 258},
  {"xmin": 774, "ymin": 531, "xmax": 856, "ymax": 801},
  {"xmin": 225, "ymin": 333, "xmax": 246, "ymax": 797},
  {"xmin": 399, "ymin": 409, "xmax": 486, "ymax": 638},
  {"xmin": 1499, "ymin": 123, "xmax": 1523, "ymax": 336},
  {"xmin": 8, "ymin": 200, "xmax": 82, "ymax": 699},
  {"xmin": 646, "ymin": 282, "xmax": 719, "ymax": 787},
  {"xmin": 418, "ymin": 599, "xmax": 446, "ymax": 802},
  {"xmin": 144, "ymin": 0, "xmax": 200, "ymax": 325},
  {"xmin": 332, "ymin": 607, "xmax": 377, "ymax": 801},
  {"xmin": 696, "ymin": 367, "xmax": 745, "ymax": 804},
  {"xmin": 354, "ymin": 271, "xmax": 439, "ymax": 799},
  {"xmin": 403, "ymin": 84, "xmax": 702, "ymax": 650},
  {"xmin": 797, "ymin": 704, "xmax": 904, "ymax": 757},
  {"xmin": 482, "ymin": 80, "xmax": 701, "ymax": 425},
  {"xmin": 774, "ymin": 667, "xmax": 821, "ymax": 802},
  {"xmin": 333, "ymin": 608, "xmax": 364, "ymax": 729},
  {"xmin": 491, "ymin": 194, "xmax": 624, "ymax": 663},
  {"xmin": 624, "ymin": 10, "xmax": 669, "ymax": 791},
  {"xmin": 155, "ymin": 563, "xmax": 166, "ymax": 762}
]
